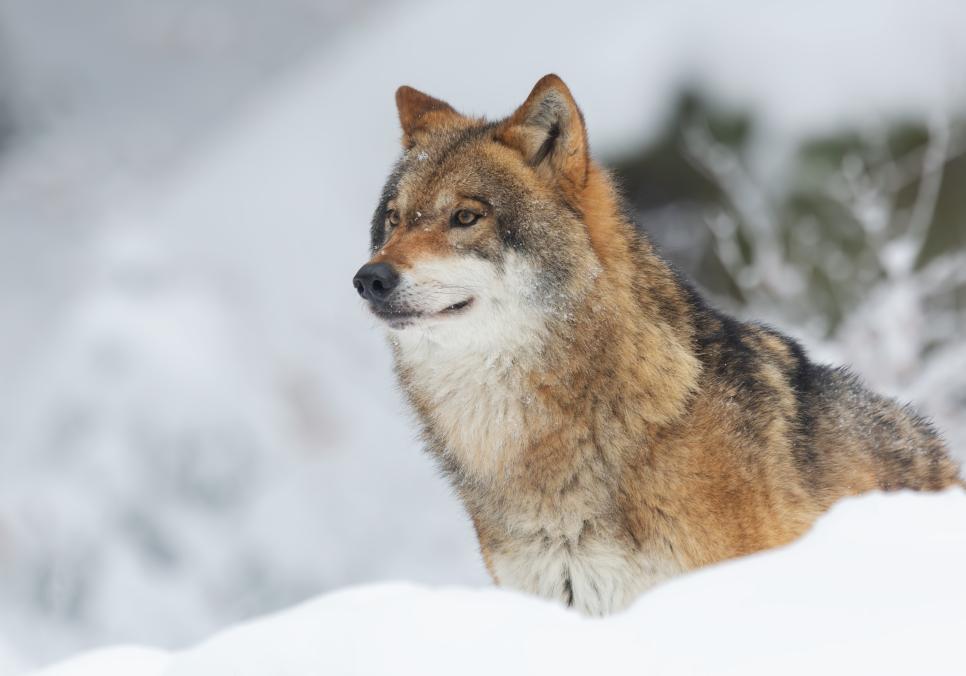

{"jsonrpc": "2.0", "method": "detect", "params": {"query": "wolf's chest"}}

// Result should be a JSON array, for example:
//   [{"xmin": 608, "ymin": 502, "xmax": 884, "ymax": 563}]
[
  {"xmin": 400, "ymin": 346, "xmax": 533, "ymax": 478},
  {"xmin": 490, "ymin": 528, "xmax": 679, "ymax": 616}
]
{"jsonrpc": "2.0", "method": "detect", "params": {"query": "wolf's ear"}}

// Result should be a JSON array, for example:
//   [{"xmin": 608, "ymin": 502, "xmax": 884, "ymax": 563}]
[
  {"xmin": 395, "ymin": 86, "xmax": 460, "ymax": 147},
  {"xmin": 498, "ymin": 74, "xmax": 589, "ymax": 190}
]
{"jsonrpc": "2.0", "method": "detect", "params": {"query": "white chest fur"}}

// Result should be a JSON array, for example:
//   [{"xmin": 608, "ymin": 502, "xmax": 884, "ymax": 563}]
[
  {"xmin": 398, "ymin": 337, "xmax": 531, "ymax": 478},
  {"xmin": 490, "ymin": 529, "xmax": 679, "ymax": 616},
  {"xmin": 393, "ymin": 316, "xmax": 545, "ymax": 478}
]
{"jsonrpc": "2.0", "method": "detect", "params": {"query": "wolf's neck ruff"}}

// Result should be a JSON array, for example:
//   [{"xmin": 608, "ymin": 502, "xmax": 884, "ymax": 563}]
[{"xmin": 357, "ymin": 74, "xmax": 964, "ymax": 616}]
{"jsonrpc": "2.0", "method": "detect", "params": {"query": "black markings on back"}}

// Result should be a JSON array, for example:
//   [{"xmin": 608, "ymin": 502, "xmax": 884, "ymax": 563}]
[{"xmin": 778, "ymin": 334, "xmax": 821, "ymax": 479}]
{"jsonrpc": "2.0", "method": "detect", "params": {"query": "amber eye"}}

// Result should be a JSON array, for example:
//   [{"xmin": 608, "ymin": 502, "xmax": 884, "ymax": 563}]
[
  {"xmin": 386, "ymin": 209, "xmax": 401, "ymax": 227},
  {"xmin": 452, "ymin": 209, "xmax": 481, "ymax": 228}
]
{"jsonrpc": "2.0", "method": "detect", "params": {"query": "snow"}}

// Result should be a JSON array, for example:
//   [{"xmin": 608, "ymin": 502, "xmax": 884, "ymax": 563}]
[
  {"xmin": 30, "ymin": 489, "xmax": 966, "ymax": 676},
  {"xmin": 2, "ymin": 0, "xmax": 965, "ymax": 667},
  {"xmin": 0, "ymin": 641, "xmax": 25, "ymax": 676},
  {"xmin": 32, "ymin": 649, "xmax": 168, "ymax": 676}
]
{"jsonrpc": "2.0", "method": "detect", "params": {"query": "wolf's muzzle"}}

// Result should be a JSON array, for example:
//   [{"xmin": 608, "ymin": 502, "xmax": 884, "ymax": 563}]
[{"xmin": 353, "ymin": 262, "xmax": 400, "ymax": 304}]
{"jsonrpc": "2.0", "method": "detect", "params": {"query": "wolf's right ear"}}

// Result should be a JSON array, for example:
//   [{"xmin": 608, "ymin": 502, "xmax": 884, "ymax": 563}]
[
  {"xmin": 395, "ymin": 86, "xmax": 460, "ymax": 148},
  {"xmin": 498, "ymin": 74, "xmax": 589, "ymax": 192}
]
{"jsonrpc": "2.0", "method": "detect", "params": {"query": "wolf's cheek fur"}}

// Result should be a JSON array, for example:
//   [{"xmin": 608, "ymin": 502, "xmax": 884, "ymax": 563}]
[
  {"xmin": 388, "ymin": 258, "xmax": 479, "ymax": 317},
  {"xmin": 395, "ymin": 252, "xmax": 548, "ymax": 348}
]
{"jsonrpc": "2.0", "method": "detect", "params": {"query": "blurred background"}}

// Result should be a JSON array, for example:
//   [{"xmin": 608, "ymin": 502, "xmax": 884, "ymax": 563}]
[{"xmin": 1, "ymin": 0, "xmax": 964, "ymax": 670}]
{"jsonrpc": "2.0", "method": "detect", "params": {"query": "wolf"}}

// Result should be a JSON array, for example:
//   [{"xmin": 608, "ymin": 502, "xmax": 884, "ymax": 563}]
[{"xmin": 352, "ymin": 74, "xmax": 964, "ymax": 616}]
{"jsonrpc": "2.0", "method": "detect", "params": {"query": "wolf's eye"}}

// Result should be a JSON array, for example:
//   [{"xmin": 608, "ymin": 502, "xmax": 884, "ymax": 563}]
[
  {"xmin": 452, "ymin": 209, "xmax": 480, "ymax": 228},
  {"xmin": 386, "ymin": 209, "xmax": 401, "ymax": 227}
]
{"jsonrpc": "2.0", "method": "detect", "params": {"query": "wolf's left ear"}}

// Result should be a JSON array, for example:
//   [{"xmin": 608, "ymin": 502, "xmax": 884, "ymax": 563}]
[
  {"xmin": 498, "ymin": 74, "xmax": 589, "ymax": 190},
  {"xmin": 396, "ymin": 86, "xmax": 460, "ymax": 147}
]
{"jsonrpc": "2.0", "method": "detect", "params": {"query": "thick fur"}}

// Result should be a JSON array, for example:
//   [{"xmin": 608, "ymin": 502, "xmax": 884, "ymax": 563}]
[{"xmin": 357, "ymin": 75, "xmax": 964, "ymax": 616}]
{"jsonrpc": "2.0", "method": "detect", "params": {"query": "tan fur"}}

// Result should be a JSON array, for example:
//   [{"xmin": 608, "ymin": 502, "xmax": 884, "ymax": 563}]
[{"xmin": 358, "ymin": 74, "xmax": 965, "ymax": 615}]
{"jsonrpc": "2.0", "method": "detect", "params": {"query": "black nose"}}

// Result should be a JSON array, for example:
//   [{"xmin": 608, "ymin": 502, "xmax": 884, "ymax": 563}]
[{"xmin": 353, "ymin": 262, "xmax": 400, "ymax": 303}]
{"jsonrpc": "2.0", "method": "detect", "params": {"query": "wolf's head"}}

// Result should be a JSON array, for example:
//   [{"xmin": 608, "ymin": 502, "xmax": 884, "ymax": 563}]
[{"xmin": 354, "ymin": 75, "xmax": 608, "ymax": 350}]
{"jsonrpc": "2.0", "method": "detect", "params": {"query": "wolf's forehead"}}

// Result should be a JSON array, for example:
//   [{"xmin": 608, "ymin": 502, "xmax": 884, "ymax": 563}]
[
  {"xmin": 393, "ymin": 171, "xmax": 454, "ymax": 214},
  {"xmin": 393, "ymin": 143, "xmax": 482, "ymax": 209}
]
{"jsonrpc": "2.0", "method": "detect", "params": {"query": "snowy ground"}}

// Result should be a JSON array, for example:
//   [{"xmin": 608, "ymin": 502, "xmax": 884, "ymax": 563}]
[
  {"xmin": 2, "ymin": 0, "xmax": 965, "ymax": 669},
  {"xmin": 31, "ymin": 490, "xmax": 966, "ymax": 676}
]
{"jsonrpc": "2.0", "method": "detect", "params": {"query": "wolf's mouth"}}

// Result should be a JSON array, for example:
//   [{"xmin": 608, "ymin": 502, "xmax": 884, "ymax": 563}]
[
  {"xmin": 441, "ymin": 298, "xmax": 472, "ymax": 314},
  {"xmin": 372, "ymin": 297, "xmax": 474, "ymax": 329}
]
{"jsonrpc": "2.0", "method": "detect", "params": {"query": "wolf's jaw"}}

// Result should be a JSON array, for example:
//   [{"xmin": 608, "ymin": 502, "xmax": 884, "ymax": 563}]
[
  {"xmin": 440, "ymin": 298, "xmax": 473, "ymax": 314},
  {"xmin": 375, "ymin": 297, "xmax": 475, "ymax": 330}
]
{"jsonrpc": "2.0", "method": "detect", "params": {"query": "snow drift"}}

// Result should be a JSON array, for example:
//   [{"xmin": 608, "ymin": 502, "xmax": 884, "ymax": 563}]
[{"xmin": 32, "ymin": 489, "xmax": 966, "ymax": 676}]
